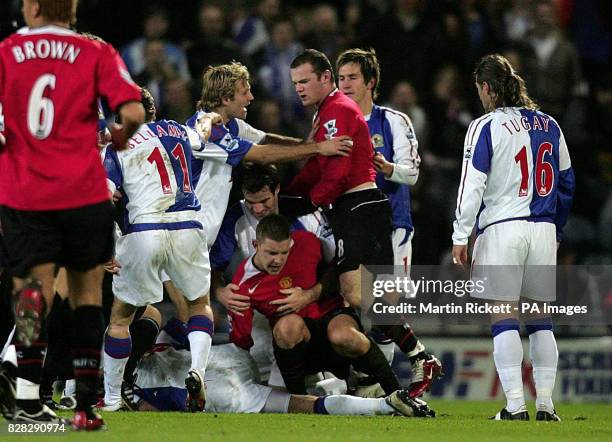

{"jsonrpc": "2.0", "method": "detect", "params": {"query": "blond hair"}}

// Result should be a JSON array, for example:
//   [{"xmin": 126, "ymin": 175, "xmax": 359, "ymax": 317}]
[{"xmin": 197, "ymin": 62, "xmax": 250, "ymax": 110}]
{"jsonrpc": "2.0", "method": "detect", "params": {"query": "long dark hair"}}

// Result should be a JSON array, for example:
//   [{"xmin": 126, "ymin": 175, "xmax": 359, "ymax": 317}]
[{"xmin": 474, "ymin": 54, "xmax": 538, "ymax": 110}]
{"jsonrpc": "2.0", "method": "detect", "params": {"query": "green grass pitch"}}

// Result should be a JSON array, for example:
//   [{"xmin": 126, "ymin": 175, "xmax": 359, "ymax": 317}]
[{"xmin": 4, "ymin": 400, "xmax": 610, "ymax": 441}]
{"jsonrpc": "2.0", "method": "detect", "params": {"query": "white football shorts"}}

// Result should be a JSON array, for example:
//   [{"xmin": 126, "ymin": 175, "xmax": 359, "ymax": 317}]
[
  {"xmin": 113, "ymin": 228, "xmax": 211, "ymax": 307},
  {"xmin": 471, "ymin": 220, "xmax": 556, "ymax": 302}
]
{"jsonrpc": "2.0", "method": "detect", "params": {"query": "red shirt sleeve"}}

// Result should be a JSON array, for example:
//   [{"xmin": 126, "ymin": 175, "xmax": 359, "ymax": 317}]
[{"xmin": 96, "ymin": 43, "xmax": 141, "ymax": 112}]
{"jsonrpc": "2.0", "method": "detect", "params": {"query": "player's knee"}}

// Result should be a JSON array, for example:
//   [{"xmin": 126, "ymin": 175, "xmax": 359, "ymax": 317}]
[
  {"xmin": 142, "ymin": 305, "xmax": 162, "ymax": 326},
  {"xmin": 273, "ymin": 315, "xmax": 307, "ymax": 349},
  {"xmin": 327, "ymin": 325, "xmax": 367, "ymax": 357},
  {"xmin": 107, "ymin": 323, "xmax": 130, "ymax": 339}
]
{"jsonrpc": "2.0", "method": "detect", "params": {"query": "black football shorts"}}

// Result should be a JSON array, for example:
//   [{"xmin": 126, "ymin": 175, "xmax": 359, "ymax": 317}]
[
  {"xmin": 325, "ymin": 188, "xmax": 394, "ymax": 274},
  {"xmin": 0, "ymin": 200, "xmax": 114, "ymax": 278}
]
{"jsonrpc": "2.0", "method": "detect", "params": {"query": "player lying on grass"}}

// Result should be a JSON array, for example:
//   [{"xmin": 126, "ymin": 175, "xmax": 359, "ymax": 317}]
[{"xmin": 122, "ymin": 308, "xmax": 434, "ymax": 417}]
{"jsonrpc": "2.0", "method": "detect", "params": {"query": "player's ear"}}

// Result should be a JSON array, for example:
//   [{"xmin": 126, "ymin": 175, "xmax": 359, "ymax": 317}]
[
  {"xmin": 367, "ymin": 78, "xmax": 376, "ymax": 92},
  {"xmin": 273, "ymin": 184, "xmax": 280, "ymax": 196},
  {"xmin": 482, "ymin": 81, "xmax": 491, "ymax": 96},
  {"xmin": 33, "ymin": 0, "xmax": 42, "ymax": 18},
  {"xmin": 322, "ymin": 69, "xmax": 332, "ymax": 84}
]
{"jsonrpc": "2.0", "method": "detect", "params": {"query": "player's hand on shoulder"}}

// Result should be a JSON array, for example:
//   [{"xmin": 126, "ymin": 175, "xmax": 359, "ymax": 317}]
[
  {"xmin": 196, "ymin": 112, "xmax": 223, "ymax": 141},
  {"xmin": 216, "ymin": 283, "xmax": 250, "ymax": 316},
  {"xmin": 374, "ymin": 152, "xmax": 394, "ymax": 177},
  {"xmin": 270, "ymin": 287, "xmax": 314, "ymax": 315},
  {"xmin": 317, "ymin": 135, "xmax": 353, "ymax": 157}
]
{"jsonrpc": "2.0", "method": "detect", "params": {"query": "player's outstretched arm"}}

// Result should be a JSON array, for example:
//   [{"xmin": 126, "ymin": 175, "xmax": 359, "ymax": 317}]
[
  {"xmin": 245, "ymin": 136, "xmax": 352, "ymax": 164},
  {"xmin": 262, "ymin": 132, "xmax": 303, "ymax": 145}
]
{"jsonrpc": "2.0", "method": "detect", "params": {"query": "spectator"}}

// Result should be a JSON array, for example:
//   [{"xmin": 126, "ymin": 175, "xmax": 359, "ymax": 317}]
[
  {"xmin": 502, "ymin": 0, "xmax": 532, "ymax": 42},
  {"xmin": 121, "ymin": 4, "xmax": 191, "ymax": 82},
  {"xmin": 164, "ymin": 79, "xmax": 195, "ymax": 123},
  {"xmin": 186, "ymin": 2, "xmax": 243, "ymax": 82},
  {"xmin": 385, "ymin": 81, "xmax": 429, "ymax": 152},
  {"xmin": 361, "ymin": 0, "xmax": 435, "ymax": 98},
  {"xmin": 521, "ymin": 0, "xmax": 588, "ymax": 128},
  {"xmin": 427, "ymin": 64, "xmax": 472, "ymax": 162},
  {"xmin": 133, "ymin": 39, "xmax": 179, "ymax": 115},
  {"xmin": 232, "ymin": 0, "xmax": 280, "ymax": 58},
  {"xmin": 258, "ymin": 18, "xmax": 305, "ymax": 129},
  {"xmin": 302, "ymin": 4, "xmax": 345, "ymax": 62}
]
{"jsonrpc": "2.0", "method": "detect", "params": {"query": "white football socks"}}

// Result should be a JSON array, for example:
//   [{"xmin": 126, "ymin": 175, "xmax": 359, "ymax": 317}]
[
  {"xmin": 188, "ymin": 331, "xmax": 212, "ymax": 379},
  {"xmin": 103, "ymin": 335, "xmax": 131, "ymax": 405},
  {"xmin": 322, "ymin": 395, "xmax": 395, "ymax": 415},
  {"xmin": 529, "ymin": 330, "xmax": 558, "ymax": 412},
  {"xmin": 493, "ymin": 329, "xmax": 525, "ymax": 413}
]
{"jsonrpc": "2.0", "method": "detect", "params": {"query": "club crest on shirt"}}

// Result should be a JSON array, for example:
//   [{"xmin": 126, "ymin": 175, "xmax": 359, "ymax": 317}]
[
  {"xmin": 323, "ymin": 119, "xmax": 338, "ymax": 140},
  {"xmin": 279, "ymin": 276, "xmax": 293, "ymax": 289},
  {"xmin": 371, "ymin": 133, "xmax": 384, "ymax": 148}
]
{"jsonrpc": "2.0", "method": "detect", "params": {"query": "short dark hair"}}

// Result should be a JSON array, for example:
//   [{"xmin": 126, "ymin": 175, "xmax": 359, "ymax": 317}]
[
  {"xmin": 240, "ymin": 163, "xmax": 280, "ymax": 194},
  {"xmin": 140, "ymin": 87, "xmax": 156, "ymax": 122},
  {"xmin": 256, "ymin": 214, "xmax": 290, "ymax": 242},
  {"xmin": 474, "ymin": 54, "xmax": 538, "ymax": 110},
  {"xmin": 336, "ymin": 48, "xmax": 381, "ymax": 100},
  {"xmin": 290, "ymin": 49, "xmax": 335, "ymax": 82}
]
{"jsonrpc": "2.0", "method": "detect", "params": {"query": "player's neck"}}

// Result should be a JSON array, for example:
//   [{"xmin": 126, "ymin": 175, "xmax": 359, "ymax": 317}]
[
  {"xmin": 252, "ymin": 254, "xmax": 265, "ymax": 273},
  {"xmin": 214, "ymin": 108, "xmax": 231, "ymax": 125},
  {"xmin": 30, "ymin": 19, "xmax": 70, "ymax": 29},
  {"xmin": 317, "ymin": 85, "xmax": 337, "ymax": 107},
  {"xmin": 359, "ymin": 97, "xmax": 374, "ymax": 117}
]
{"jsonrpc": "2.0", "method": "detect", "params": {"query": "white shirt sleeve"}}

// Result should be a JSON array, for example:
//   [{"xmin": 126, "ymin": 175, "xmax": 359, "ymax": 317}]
[
  {"xmin": 558, "ymin": 128, "xmax": 572, "ymax": 171},
  {"xmin": 452, "ymin": 117, "xmax": 492, "ymax": 245},
  {"xmin": 235, "ymin": 119, "xmax": 266, "ymax": 144},
  {"xmin": 385, "ymin": 111, "xmax": 420, "ymax": 186},
  {"xmin": 185, "ymin": 125, "xmax": 231, "ymax": 163}
]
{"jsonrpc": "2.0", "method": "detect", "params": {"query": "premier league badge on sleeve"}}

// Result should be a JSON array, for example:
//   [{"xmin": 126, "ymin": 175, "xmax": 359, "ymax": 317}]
[{"xmin": 323, "ymin": 119, "xmax": 338, "ymax": 139}]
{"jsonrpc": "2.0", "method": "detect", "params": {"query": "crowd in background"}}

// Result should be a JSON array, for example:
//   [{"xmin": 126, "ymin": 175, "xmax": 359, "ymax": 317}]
[{"xmin": 1, "ymin": 0, "xmax": 610, "ymax": 266}]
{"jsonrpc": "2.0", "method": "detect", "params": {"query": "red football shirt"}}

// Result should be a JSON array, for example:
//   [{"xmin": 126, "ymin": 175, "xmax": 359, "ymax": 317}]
[
  {"xmin": 286, "ymin": 89, "xmax": 376, "ymax": 206},
  {"xmin": 229, "ymin": 230, "xmax": 343, "ymax": 350},
  {"xmin": 0, "ymin": 26, "xmax": 141, "ymax": 210}
]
